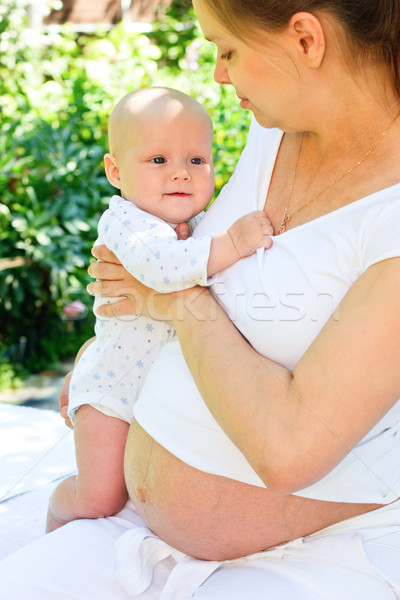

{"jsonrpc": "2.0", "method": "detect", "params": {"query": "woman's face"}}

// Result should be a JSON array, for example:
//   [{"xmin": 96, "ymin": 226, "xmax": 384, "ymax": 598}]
[{"xmin": 193, "ymin": 0, "xmax": 303, "ymax": 130}]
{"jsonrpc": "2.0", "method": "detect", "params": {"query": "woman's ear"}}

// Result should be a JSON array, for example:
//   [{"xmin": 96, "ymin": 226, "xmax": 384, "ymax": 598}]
[
  {"xmin": 104, "ymin": 153, "xmax": 121, "ymax": 189},
  {"xmin": 288, "ymin": 12, "xmax": 326, "ymax": 68}
]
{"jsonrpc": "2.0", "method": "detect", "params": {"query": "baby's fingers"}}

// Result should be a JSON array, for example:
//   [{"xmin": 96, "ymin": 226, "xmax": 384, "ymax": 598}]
[
  {"xmin": 256, "ymin": 214, "xmax": 274, "ymax": 237},
  {"xmin": 261, "ymin": 233, "xmax": 273, "ymax": 249},
  {"xmin": 248, "ymin": 211, "xmax": 274, "ymax": 234},
  {"xmin": 263, "ymin": 222, "xmax": 274, "ymax": 236}
]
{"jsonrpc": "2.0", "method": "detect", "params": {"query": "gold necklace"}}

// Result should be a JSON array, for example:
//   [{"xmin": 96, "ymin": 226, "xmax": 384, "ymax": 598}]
[{"xmin": 277, "ymin": 107, "xmax": 400, "ymax": 235}]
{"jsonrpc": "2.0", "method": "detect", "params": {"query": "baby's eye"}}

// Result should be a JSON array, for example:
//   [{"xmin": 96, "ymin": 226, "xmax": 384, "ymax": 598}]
[
  {"xmin": 152, "ymin": 157, "xmax": 166, "ymax": 164},
  {"xmin": 190, "ymin": 157, "xmax": 203, "ymax": 165}
]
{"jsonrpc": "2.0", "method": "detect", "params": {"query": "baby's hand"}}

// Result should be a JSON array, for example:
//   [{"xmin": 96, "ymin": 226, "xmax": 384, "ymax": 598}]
[{"xmin": 228, "ymin": 211, "xmax": 273, "ymax": 258}]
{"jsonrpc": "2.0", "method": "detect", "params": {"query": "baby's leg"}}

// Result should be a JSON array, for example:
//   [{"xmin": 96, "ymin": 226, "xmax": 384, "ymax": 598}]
[{"xmin": 46, "ymin": 405, "xmax": 129, "ymax": 532}]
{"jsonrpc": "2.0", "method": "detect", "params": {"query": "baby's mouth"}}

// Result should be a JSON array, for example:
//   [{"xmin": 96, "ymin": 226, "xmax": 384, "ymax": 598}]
[{"xmin": 165, "ymin": 192, "xmax": 191, "ymax": 197}]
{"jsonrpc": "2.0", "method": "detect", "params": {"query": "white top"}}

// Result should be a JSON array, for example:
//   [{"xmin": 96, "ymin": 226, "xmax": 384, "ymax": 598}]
[{"xmin": 134, "ymin": 121, "xmax": 400, "ymax": 504}]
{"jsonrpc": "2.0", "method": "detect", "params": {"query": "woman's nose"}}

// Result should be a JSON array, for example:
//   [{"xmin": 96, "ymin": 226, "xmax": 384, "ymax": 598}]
[{"xmin": 214, "ymin": 58, "xmax": 231, "ymax": 85}]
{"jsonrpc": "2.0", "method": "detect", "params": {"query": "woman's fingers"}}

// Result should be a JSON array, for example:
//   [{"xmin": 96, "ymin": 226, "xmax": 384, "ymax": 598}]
[
  {"xmin": 94, "ymin": 297, "xmax": 141, "ymax": 319},
  {"xmin": 87, "ymin": 279, "xmax": 133, "ymax": 297},
  {"xmin": 59, "ymin": 371, "xmax": 73, "ymax": 429},
  {"xmin": 88, "ymin": 260, "xmax": 127, "ymax": 281},
  {"xmin": 88, "ymin": 279, "xmax": 181, "ymax": 321},
  {"xmin": 91, "ymin": 244, "xmax": 121, "ymax": 264},
  {"xmin": 87, "ymin": 245, "xmax": 186, "ymax": 320}
]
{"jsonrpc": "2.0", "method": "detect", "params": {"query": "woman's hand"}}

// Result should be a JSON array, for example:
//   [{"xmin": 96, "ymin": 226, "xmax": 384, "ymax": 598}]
[
  {"xmin": 87, "ymin": 221, "xmax": 194, "ymax": 319},
  {"xmin": 87, "ymin": 244, "xmax": 168, "ymax": 320},
  {"xmin": 58, "ymin": 336, "xmax": 96, "ymax": 429},
  {"xmin": 88, "ymin": 245, "xmax": 206, "ymax": 323},
  {"xmin": 59, "ymin": 371, "xmax": 73, "ymax": 429}
]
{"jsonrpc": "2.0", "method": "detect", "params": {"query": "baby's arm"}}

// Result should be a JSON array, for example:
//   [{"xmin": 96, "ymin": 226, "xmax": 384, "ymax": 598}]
[
  {"xmin": 100, "ymin": 198, "xmax": 273, "ymax": 291},
  {"xmin": 207, "ymin": 211, "xmax": 273, "ymax": 276}
]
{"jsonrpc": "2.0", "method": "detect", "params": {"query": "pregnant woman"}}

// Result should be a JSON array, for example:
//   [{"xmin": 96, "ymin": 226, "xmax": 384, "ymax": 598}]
[{"xmin": 1, "ymin": 0, "xmax": 400, "ymax": 597}]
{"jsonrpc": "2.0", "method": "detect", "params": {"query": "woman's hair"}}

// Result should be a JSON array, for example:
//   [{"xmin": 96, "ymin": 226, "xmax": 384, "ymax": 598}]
[{"xmin": 202, "ymin": 0, "xmax": 400, "ymax": 94}]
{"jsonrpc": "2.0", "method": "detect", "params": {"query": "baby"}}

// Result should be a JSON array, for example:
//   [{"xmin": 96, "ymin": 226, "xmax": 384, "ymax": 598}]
[{"xmin": 46, "ymin": 87, "xmax": 273, "ymax": 532}]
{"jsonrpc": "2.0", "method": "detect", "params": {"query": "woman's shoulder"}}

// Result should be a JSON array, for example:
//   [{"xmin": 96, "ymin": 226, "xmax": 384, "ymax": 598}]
[
  {"xmin": 359, "ymin": 184, "xmax": 400, "ymax": 269},
  {"xmin": 358, "ymin": 182, "xmax": 400, "ymax": 224}
]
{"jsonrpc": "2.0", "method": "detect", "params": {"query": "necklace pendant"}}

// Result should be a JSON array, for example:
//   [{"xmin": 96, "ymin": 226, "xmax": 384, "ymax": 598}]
[{"xmin": 277, "ymin": 210, "xmax": 291, "ymax": 234}]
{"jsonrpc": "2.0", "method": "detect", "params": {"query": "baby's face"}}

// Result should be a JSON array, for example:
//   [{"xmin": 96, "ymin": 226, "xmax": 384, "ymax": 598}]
[{"xmin": 116, "ymin": 109, "xmax": 214, "ymax": 224}]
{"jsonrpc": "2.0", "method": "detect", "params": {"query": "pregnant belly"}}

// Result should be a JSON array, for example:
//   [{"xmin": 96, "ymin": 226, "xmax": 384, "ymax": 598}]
[{"xmin": 124, "ymin": 421, "xmax": 382, "ymax": 561}]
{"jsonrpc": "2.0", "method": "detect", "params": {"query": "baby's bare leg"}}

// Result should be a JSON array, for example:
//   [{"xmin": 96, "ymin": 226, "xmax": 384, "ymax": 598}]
[{"xmin": 46, "ymin": 405, "xmax": 129, "ymax": 532}]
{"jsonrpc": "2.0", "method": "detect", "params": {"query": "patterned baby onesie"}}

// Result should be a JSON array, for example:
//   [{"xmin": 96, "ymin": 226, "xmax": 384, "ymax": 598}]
[{"xmin": 68, "ymin": 195, "xmax": 213, "ymax": 423}]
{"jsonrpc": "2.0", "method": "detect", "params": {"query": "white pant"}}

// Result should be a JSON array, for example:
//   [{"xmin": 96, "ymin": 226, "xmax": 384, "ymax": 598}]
[{"xmin": 1, "ymin": 499, "xmax": 399, "ymax": 599}]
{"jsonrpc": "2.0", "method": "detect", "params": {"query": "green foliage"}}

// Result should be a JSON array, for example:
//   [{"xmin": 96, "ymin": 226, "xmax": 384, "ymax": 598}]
[
  {"xmin": 0, "ymin": 0, "xmax": 251, "ymax": 386},
  {"xmin": 0, "ymin": 354, "xmax": 24, "ymax": 391}
]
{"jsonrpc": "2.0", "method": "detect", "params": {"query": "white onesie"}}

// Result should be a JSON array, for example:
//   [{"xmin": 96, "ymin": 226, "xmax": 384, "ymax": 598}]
[{"xmin": 68, "ymin": 195, "xmax": 213, "ymax": 423}]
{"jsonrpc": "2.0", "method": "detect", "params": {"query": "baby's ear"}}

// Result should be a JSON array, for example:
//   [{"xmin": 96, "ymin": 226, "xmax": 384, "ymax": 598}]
[{"xmin": 104, "ymin": 153, "xmax": 121, "ymax": 189}]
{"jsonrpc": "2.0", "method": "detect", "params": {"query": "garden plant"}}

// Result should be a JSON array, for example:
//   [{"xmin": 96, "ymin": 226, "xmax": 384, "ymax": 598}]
[{"xmin": 0, "ymin": 0, "xmax": 251, "ymax": 388}]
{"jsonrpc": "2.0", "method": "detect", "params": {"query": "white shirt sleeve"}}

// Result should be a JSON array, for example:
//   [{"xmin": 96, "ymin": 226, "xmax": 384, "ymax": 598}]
[
  {"xmin": 97, "ymin": 196, "xmax": 213, "ymax": 293},
  {"xmin": 362, "ymin": 194, "xmax": 400, "ymax": 270}
]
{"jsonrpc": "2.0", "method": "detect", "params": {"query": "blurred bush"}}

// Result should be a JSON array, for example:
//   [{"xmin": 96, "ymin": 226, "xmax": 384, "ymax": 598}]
[{"xmin": 0, "ymin": 0, "xmax": 251, "ymax": 383}]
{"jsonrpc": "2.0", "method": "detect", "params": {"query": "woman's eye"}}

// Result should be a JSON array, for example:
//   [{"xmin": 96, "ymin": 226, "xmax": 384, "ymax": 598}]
[
  {"xmin": 190, "ymin": 157, "xmax": 203, "ymax": 165},
  {"xmin": 152, "ymin": 157, "xmax": 166, "ymax": 164},
  {"xmin": 220, "ymin": 51, "xmax": 233, "ymax": 61}
]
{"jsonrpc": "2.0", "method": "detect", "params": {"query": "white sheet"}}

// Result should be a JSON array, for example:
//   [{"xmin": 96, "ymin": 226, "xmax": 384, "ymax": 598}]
[
  {"xmin": 0, "ymin": 405, "xmax": 399, "ymax": 597},
  {"xmin": 0, "ymin": 404, "xmax": 76, "ymax": 559}
]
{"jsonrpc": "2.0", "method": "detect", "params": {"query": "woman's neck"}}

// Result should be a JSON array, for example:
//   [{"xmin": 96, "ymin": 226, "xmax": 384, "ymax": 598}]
[{"xmin": 299, "ymin": 64, "xmax": 400, "ymax": 162}]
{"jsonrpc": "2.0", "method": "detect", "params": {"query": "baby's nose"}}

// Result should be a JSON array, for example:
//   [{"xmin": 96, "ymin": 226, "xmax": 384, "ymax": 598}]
[{"xmin": 171, "ymin": 165, "xmax": 190, "ymax": 181}]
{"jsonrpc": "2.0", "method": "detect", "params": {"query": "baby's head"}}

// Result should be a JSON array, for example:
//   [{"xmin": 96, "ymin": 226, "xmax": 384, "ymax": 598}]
[{"xmin": 104, "ymin": 87, "xmax": 214, "ymax": 225}]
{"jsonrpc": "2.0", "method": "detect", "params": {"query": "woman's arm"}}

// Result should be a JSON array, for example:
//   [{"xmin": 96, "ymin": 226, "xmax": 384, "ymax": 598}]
[
  {"xmin": 175, "ymin": 258, "xmax": 400, "ymax": 494},
  {"xmin": 89, "ymin": 246, "xmax": 400, "ymax": 495}
]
